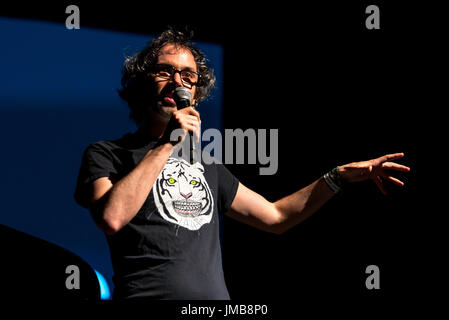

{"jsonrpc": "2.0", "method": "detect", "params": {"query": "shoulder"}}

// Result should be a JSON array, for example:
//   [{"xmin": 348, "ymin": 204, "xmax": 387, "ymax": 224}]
[{"xmin": 83, "ymin": 133, "xmax": 133, "ymax": 156}]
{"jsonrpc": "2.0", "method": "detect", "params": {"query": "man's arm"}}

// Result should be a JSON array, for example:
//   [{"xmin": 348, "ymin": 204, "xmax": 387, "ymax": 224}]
[
  {"xmin": 226, "ymin": 178, "xmax": 334, "ymax": 234},
  {"xmin": 86, "ymin": 107, "xmax": 200, "ymax": 235},
  {"xmin": 88, "ymin": 143, "xmax": 174, "ymax": 235},
  {"xmin": 226, "ymin": 153, "xmax": 410, "ymax": 234}
]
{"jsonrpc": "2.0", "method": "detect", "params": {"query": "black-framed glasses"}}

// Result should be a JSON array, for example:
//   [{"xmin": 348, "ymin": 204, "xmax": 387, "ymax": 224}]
[{"xmin": 151, "ymin": 64, "xmax": 201, "ymax": 89}]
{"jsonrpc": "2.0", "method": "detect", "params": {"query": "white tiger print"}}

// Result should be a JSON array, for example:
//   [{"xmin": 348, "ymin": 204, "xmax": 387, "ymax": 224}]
[{"xmin": 153, "ymin": 158, "xmax": 213, "ymax": 230}]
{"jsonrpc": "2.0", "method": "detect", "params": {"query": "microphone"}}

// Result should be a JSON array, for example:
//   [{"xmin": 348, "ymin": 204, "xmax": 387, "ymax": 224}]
[
  {"xmin": 173, "ymin": 87, "xmax": 195, "ymax": 164},
  {"xmin": 173, "ymin": 87, "xmax": 191, "ymax": 110}
]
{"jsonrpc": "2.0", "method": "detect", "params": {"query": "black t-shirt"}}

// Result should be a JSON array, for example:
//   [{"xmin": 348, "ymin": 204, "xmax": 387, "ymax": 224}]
[{"xmin": 74, "ymin": 130, "xmax": 239, "ymax": 299}]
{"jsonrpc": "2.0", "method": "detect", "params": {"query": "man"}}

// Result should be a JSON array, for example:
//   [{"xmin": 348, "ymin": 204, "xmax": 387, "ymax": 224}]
[{"xmin": 74, "ymin": 29, "xmax": 410, "ymax": 299}]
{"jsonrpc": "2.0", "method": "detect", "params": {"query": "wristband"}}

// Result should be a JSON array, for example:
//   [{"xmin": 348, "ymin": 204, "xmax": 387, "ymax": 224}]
[
  {"xmin": 330, "ymin": 166, "xmax": 345, "ymax": 187},
  {"xmin": 323, "ymin": 172, "xmax": 341, "ymax": 193}
]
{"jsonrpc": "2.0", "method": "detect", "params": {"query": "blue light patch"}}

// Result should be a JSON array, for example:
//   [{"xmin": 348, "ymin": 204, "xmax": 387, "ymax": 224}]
[{"xmin": 94, "ymin": 270, "xmax": 111, "ymax": 300}]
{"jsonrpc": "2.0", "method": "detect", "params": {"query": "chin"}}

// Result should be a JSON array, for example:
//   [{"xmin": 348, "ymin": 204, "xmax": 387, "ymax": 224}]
[{"xmin": 155, "ymin": 103, "xmax": 176, "ymax": 118}]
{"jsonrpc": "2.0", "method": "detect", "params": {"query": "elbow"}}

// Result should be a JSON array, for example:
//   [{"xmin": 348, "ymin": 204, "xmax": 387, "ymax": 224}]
[
  {"xmin": 269, "ymin": 223, "xmax": 288, "ymax": 235},
  {"xmin": 100, "ymin": 210, "xmax": 125, "ymax": 235},
  {"xmin": 267, "ymin": 208, "xmax": 288, "ymax": 235},
  {"xmin": 99, "ymin": 219, "xmax": 121, "ymax": 236},
  {"xmin": 90, "ymin": 206, "xmax": 122, "ymax": 235}
]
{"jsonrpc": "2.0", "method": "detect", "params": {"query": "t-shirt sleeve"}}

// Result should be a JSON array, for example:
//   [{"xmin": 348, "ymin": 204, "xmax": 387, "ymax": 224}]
[
  {"xmin": 216, "ymin": 164, "xmax": 239, "ymax": 214},
  {"xmin": 74, "ymin": 142, "xmax": 118, "ymax": 208}
]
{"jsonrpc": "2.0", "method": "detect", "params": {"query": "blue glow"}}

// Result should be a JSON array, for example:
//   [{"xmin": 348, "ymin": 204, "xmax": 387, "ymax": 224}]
[{"xmin": 94, "ymin": 270, "xmax": 111, "ymax": 300}]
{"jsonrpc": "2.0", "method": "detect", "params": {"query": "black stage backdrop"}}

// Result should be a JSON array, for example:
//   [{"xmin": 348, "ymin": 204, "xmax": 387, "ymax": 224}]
[{"xmin": 0, "ymin": 0, "xmax": 442, "ymax": 309}]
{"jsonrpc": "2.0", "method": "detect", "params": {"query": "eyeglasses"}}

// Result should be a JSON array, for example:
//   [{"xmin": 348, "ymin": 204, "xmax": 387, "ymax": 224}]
[{"xmin": 151, "ymin": 64, "xmax": 201, "ymax": 89}]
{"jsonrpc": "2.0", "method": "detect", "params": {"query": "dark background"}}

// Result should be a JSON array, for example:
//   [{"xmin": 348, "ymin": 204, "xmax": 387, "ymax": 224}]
[{"xmin": 0, "ymin": 0, "xmax": 442, "ymax": 305}]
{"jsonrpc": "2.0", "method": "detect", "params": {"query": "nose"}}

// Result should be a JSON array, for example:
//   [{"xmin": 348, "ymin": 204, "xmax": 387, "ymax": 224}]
[
  {"xmin": 172, "ymin": 72, "xmax": 184, "ymax": 87},
  {"xmin": 179, "ymin": 191, "xmax": 192, "ymax": 199}
]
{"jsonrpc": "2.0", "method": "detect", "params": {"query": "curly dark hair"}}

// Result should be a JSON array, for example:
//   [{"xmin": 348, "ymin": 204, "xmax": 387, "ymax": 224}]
[{"xmin": 118, "ymin": 28, "xmax": 216, "ymax": 124}]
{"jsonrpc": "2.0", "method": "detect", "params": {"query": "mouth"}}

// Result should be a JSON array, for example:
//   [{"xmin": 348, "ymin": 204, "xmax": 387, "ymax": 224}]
[
  {"xmin": 172, "ymin": 200, "xmax": 202, "ymax": 217},
  {"xmin": 160, "ymin": 90, "xmax": 175, "ymax": 106},
  {"xmin": 163, "ymin": 96, "xmax": 175, "ymax": 105}
]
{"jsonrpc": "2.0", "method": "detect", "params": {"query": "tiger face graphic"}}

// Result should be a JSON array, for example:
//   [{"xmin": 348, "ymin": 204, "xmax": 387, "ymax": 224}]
[{"xmin": 153, "ymin": 158, "xmax": 214, "ymax": 230}]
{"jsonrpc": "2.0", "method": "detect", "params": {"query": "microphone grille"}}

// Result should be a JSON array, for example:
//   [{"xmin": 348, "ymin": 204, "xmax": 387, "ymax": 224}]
[{"xmin": 174, "ymin": 87, "xmax": 192, "ymax": 102}]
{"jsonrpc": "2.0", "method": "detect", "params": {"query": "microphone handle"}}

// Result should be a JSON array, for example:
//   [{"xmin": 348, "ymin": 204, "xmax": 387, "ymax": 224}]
[
  {"xmin": 175, "ymin": 99, "xmax": 195, "ymax": 163},
  {"xmin": 189, "ymin": 105, "xmax": 196, "ymax": 164},
  {"xmin": 189, "ymin": 131, "xmax": 195, "ymax": 164}
]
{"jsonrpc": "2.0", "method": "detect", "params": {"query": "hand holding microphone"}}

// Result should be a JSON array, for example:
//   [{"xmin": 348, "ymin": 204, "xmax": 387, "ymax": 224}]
[{"xmin": 162, "ymin": 87, "xmax": 200, "ymax": 163}]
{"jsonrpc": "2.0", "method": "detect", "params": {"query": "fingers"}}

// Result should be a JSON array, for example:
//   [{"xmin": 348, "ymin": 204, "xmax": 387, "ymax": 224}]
[
  {"xmin": 346, "ymin": 152, "xmax": 409, "ymax": 194},
  {"xmin": 175, "ymin": 108, "xmax": 201, "ymax": 131},
  {"xmin": 378, "ymin": 152, "xmax": 405, "ymax": 163},
  {"xmin": 177, "ymin": 120, "xmax": 200, "ymax": 142},
  {"xmin": 372, "ymin": 176, "xmax": 387, "ymax": 195},
  {"xmin": 379, "ymin": 159, "xmax": 409, "ymax": 189},
  {"xmin": 192, "ymin": 121, "xmax": 201, "ymax": 143},
  {"xmin": 185, "ymin": 114, "xmax": 201, "ymax": 124},
  {"xmin": 173, "ymin": 111, "xmax": 201, "ymax": 133},
  {"xmin": 384, "ymin": 175, "xmax": 405, "ymax": 187},
  {"xmin": 372, "ymin": 173, "xmax": 406, "ymax": 195},
  {"xmin": 185, "ymin": 117, "xmax": 201, "ymax": 132},
  {"xmin": 381, "ymin": 162, "xmax": 411, "ymax": 172},
  {"xmin": 178, "ymin": 106, "xmax": 200, "ymax": 121},
  {"xmin": 185, "ymin": 118, "xmax": 202, "ymax": 142},
  {"xmin": 169, "ymin": 124, "xmax": 200, "ymax": 145},
  {"xmin": 165, "ymin": 108, "xmax": 202, "ymax": 145}
]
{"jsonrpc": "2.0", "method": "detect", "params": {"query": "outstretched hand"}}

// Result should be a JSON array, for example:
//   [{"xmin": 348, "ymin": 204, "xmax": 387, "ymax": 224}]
[{"xmin": 338, "ymin": 153, "xmax": 410, "ymax": 195}]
